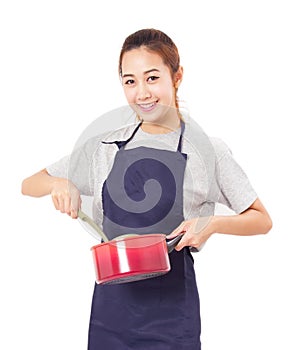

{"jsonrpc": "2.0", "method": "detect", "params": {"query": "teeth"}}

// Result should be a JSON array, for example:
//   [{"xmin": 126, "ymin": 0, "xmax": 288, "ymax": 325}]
[{"xmin": 139, "ymin": 102, "xmax": 155, "ymax": 109}]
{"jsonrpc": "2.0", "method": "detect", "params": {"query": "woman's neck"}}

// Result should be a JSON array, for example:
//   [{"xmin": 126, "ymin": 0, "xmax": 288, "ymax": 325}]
[
  {"xmin": 141, "ymin": 123, "xmax": 180, "ymax": 134},
  {"xmin": 140, "ymin": 110, "xmax": 181, "ymax": 134}
]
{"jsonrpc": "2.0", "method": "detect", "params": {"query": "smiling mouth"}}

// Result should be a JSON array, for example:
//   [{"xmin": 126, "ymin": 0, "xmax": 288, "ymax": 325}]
[{"xmin": 137, "ymin": 101, "xmax": 158, "ymax": 111}]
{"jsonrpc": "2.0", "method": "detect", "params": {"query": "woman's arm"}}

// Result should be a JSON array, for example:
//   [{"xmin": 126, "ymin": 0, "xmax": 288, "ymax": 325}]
[
  {"xmin": 21, "ymin": 169, "xmax": 81, "ymax": 218},
  {"xmin": 214, "ymin": 198, "xmax": 272, "ymax": 236},
  {"xmin": 167, "ymin": 198, "xmax": 272, "ymax": 251},
  {"xmin": 22, "ymin": 169, "xmax": 62, "ymax": 197}
]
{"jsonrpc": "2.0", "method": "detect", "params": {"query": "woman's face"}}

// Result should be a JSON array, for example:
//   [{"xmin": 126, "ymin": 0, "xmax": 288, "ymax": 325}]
[{"xmin": 121, "ymin": 47, "xmax": 182, "ymax": 129}]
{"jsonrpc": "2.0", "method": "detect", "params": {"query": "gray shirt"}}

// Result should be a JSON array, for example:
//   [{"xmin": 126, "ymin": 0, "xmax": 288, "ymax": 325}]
[{"xmin": 47, "ymin": 116, "xmax": 257, "ymax": 229}]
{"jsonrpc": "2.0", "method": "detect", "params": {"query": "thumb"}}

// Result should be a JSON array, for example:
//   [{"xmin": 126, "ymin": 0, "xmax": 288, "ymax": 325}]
[{"xmin": 70, "ymin": 195, "xmax": 82, "ymax": 219}]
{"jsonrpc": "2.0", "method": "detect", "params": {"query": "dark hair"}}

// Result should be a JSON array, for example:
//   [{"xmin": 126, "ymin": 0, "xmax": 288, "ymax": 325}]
[
  {"xmin": 119, "ymin": 28, "xmax": 181, "ymax": 110},
  {"xmin": 119, "ymin": 28, "xmax": 180, "ymax": 78}
]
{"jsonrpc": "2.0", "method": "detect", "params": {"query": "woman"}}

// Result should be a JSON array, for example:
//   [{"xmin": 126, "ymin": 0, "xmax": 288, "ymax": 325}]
[{"xmin": 22, "ymin": 28, "xmax": 272, "ymax": 349}]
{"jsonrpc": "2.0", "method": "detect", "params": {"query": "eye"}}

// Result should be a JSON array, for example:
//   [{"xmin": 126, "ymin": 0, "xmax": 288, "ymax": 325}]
[
  {"xmin": 124, "ymin": 79, "xmax": 135, "ymax": 85},
  {"xmin": 147, "ymin": 76, "xmax": 160, "ymax": 83}
]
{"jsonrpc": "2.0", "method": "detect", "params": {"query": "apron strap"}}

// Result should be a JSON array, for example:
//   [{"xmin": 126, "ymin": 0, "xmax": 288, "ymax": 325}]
[
  {"xmin": 102, "ymin": 122, "xmax": 142, "ymax": 149},
  {"xmin": 177, "ymin": 120, "xmax": 185, "ymax": 153},
  {"xmin": 103, "ymin": 119, "xmax": 185, "ymax": 152}
]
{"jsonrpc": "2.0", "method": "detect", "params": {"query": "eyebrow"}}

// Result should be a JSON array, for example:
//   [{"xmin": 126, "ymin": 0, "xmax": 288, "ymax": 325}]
[{"xmin": 122, "ymin": 68, "xmax": 160, "ymax": 78}]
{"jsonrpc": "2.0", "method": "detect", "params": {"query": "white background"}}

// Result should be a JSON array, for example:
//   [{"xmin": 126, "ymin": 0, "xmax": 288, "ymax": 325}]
[{"xmin": 1, "ymin": 0, "xmax": 289, "ymax": 349}]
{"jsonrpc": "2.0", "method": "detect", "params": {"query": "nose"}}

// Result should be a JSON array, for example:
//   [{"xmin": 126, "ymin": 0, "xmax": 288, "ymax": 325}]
[{"xmin": 136, "ymin": 82, "xmax": 151, "ymax": 101}]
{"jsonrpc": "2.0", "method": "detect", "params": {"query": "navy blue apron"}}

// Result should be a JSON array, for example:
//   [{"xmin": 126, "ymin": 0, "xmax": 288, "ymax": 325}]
[{"xmin": 88, "ymin": 121, "xmax": 201, "ymax": 349}]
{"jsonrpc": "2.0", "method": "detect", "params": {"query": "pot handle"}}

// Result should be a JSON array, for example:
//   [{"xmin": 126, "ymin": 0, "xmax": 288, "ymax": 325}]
[{"xmin": 166, "ymin": 234, "xmax": 184, "ymax": 253}]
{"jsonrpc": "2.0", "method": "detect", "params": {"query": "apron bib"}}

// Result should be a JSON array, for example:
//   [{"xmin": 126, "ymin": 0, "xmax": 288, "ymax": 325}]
[{"xmin": 88, "ymin": 122, "xmax": 201, "ymax": 350}]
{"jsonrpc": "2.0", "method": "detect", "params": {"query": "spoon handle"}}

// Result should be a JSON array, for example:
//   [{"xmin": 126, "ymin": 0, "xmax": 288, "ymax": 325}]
[{"xmin": 78, "ymin": 209, "xmax": 109, "ymax": 242}]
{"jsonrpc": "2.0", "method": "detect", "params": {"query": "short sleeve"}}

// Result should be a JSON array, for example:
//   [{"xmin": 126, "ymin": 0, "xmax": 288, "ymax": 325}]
[
  {"xmin": 46, "ymin": 136, "xmax": 101, "ymax": 196},
  {"xmin": 211, "ymin": 138, "xmax": 258, "ymax": 214}
]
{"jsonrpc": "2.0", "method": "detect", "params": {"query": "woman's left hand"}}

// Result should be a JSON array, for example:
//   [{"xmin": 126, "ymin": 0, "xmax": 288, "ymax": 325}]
[
  {"xmin": 166, "ymin": 199, "xmax": 272, "ymax": 251},
  {"xmin": 167, "ymin": 216, "xmax": 216, "ymax": 251}
]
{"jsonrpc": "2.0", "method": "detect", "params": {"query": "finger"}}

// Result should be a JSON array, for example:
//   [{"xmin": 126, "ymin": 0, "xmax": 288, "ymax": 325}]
[
  {"xmin": 70, "ymin": 207, "xmax": 80, "ymax": 219},
  {"xmin": 166, "ymin": 221, "xmax": 187, "ymax": 239},
  {"xmin": 63, "ymin": 195, "xmax": 71, "ymax": 215},
  {"xmin": 175, "ymin": 239, "xmax": 201, "ymax": 252},
  {"xmin": 51, "ymin": 195, "xmax": 60, "ymax": 210},
  {"xmin": 70, "ymin": 195, "xmax": 81, "ymax": 219},
  {"xmin": 70, "ymin": 210, "xmax": 77, "ymax": 219},
  {"xmin": 58, "ymin": 197, "xmax": 65, "ymax": 213},
  {"xmin": 174, "ymin": 236, "xmax": 189, "ymax": 251},
  {"xmin": 174, "ymin": 233, "xmax": 200, "ymax": 252}
]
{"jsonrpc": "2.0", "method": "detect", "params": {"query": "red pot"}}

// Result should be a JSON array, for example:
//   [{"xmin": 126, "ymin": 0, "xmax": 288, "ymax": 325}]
[{"xmin": 90, "ymin": 234, "xmax": 182, "ymax": 285}]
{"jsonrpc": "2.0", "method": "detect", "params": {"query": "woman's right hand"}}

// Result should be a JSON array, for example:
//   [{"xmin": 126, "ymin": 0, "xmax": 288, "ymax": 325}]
[
  {"xmin": 51, "ymin": 178, "xmax": 81, "ymax": 219},
  {"xmin": 22, "ymin": 169, "xmax": 81, "ymax": 219}
]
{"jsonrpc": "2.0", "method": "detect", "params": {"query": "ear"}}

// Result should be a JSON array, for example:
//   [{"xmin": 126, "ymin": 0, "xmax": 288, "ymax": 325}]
[{"xmin": 174, "ymin": 66, "xmax": 184, "ymax": 88}]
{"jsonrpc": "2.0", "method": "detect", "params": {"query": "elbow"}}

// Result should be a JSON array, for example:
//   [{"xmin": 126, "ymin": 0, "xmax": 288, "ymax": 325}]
[
  {"xmin": 261, "ymin": 215, "xmax": 273, "ymax": 234},
  {"xmin": 250, "ymin": 199, "xmax": 273, "ymax": 235},
  {"xmin": 21, "ymin": 179, "xmax": 26, "ymax": 195},
  {"xmin": 21, "ymin": 178, "xmax": 29, "ymax": 196}
]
